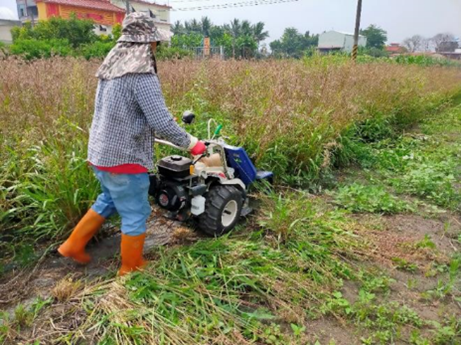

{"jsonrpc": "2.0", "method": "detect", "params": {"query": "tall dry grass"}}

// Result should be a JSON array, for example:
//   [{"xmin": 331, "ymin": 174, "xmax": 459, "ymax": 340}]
[{"xmin": 1, "ymin": 56, "xmax": 460, "ymax": 245}]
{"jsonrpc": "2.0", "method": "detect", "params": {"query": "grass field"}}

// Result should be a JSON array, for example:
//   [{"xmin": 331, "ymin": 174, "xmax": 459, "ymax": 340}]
[{"xmin": 0, "ymin": 56, "xmax": 460, "ymax": 344}]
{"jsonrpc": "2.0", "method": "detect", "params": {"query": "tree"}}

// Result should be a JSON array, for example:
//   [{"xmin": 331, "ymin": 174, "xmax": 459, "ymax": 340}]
[
  {"xmin": 241, "ymin": 20, "xmax": 252, "ymax": 36},
  {"xmin": 252, "ymin": 22, "xmax": 269, "ymax": 46},
  {"xmin": 402, "ymin": 35, "xmax": 424, "ymax": 53},
  {"xmin": 269, "ymin": 28, "xmax": 318, "ymax": 58},
  {"xmin": 360, "ymin": 24, "xmax": 387, "ymax": 49},
  {"xmin": 228, "ymin": 19, "xmax": 241, "ymax": 38},
  {"xmin": 227, "ymin": 19, "xmax": 241, "ymax": 58},
  {"xmin": 172, "ymin": 21, "xmax": 184, "ymax": 35},
  {"xmin": 432, "ymin": 33, "xmax": 456, "ymax": 52},
  {"xmin": 236, "ymin": 35, "xmax": 257, "ymax": 58},
  {"xmin": 200, "ymin": 16, "xmax": 212, "ymax": 37},
  {"xmin": 185, "ymin": 19, "xmax": 201, "ymax": 34},
  {"xmin": 171, "ymin": 18, "xmax": 265, "ymax": 59},
  {"xmin": 171, "ymin": 32, "xmax": 203, "ymax": 49}
]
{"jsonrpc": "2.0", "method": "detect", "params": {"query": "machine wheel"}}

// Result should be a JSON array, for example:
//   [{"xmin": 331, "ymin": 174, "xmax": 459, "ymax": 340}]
[{"xmin": 198, "ymin": 185, "xmax": 243, "ymax": 236}]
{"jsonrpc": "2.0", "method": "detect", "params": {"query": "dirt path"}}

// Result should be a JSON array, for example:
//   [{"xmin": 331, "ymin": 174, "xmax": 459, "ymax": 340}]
[{"xmin": 0, "ymin": 208, "xmax": 192, "ymax": 314}]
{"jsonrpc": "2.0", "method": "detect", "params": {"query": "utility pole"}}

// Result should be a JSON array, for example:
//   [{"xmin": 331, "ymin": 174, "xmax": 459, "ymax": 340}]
[
  {"xmin": 125, "ymin": 0, "xmax": 131, "ymax": 14},
  {"xmin": 352, "ymin": 0, "xmax": 363, "ymax": 61}
]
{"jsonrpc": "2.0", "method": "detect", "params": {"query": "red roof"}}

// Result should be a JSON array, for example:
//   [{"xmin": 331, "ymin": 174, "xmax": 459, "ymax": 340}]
[
  {"xmin": 385, "ymin": 44, "xmax": 407, "ymax": 53},
  {"xmin": 131, "ymin": 0, "xmax": 172, "ymax": 9},
  {"xmin": 36, "ymin": 0, "xmax": 125, "ymax": 13},
  {"xmin": 386, "ymin": 46, "xmax": 401, "ymax": 52}
]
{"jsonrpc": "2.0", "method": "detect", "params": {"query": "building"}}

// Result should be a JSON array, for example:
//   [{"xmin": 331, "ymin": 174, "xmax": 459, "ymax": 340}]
[
  {"xmin": 439, "ymin": 50, "xmax": 461, "ymax": 60},
  {"xmin": 437, "ymin": 39, "xmax": 461, "ymax": 60},
  {"xmin": 16, "ymin": 0, "xmax": 39, "ymax": 24},
  {"xmin": 111, "ymin": 0, "xmax": 172, "ymax": 38},
  {"xmin": 385, "ymin": 43, "xmax": 407, "ymax": 55},
  {"xmin": 318, "ymin": 30, "xmax": 367, "ymax": 53},
  {"xmin": 0, "ymin": 7, "xmax": 21, "ymax": 44},
  {"xmin": 35, "ymin": 0, "xmax": 125, "ymax": 34}
]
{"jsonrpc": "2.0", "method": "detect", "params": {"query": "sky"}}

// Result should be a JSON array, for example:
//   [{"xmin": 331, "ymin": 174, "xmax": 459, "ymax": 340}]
[{"xmin": 2, "ymin": 0, "xmax": 461, "ymax": 44}]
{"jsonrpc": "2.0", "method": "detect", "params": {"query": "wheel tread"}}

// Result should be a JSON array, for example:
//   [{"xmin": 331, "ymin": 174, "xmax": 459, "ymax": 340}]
[{"xmin": 198, "ymin": 185, "xmax": 243, "ymax": 236}]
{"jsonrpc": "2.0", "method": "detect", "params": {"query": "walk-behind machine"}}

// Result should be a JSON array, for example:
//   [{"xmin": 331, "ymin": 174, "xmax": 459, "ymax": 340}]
[{"xmin": 149, "ymin": 112, "xmax": 273, "ymax": 236}]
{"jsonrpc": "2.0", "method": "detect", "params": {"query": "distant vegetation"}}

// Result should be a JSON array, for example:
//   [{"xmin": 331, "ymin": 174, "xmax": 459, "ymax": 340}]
[
  {"xmin": 6, "ymin": 15, "xmax": 190, "ymax": 60},
  {"xmin": 4, "ymin": 16, "xmax": 459, "ymax": 62},
  {"xmin": 171, "ymin": 17, "xmax": 269, "ymax": 58}
]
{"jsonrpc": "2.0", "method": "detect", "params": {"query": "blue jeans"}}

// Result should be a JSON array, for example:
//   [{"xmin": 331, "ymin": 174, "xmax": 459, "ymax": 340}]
[{"xmin": 91, "ymin": 167, "xmax": 151, "ymax": 236}]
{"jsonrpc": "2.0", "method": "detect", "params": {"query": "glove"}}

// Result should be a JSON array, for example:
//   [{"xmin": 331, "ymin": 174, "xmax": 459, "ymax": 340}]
[{"xmin": 190, "ymin": 141, "xmax": 206, "ymax": 156}]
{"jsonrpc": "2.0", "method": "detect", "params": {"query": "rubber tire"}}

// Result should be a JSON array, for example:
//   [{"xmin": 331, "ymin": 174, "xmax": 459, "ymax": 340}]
[{"xmin": 198, "ymin": 185, "xmax": 243, "ymax": 237}]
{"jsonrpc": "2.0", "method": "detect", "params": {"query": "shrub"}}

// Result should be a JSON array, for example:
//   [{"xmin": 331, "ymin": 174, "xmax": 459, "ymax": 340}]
[
  {"xmin": 12, "ymin": 15, "xmax": 97, "ymax": 48},
  {"xmin": 79, "ymin": 40, "xmax": 115, "ymax": 59},
  {"xmin": 9, "ymin": 39, "xmax": 72, "ymax": 59},
  {"xmin": 157, "ymin": 45, "xmax": 193, "ymax": 60}
]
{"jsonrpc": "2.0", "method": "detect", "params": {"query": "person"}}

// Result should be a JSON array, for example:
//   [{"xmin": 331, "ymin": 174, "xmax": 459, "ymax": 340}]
[{"xmin": 57, "ymin": 12, "xmax": 206, "ymax": 276}]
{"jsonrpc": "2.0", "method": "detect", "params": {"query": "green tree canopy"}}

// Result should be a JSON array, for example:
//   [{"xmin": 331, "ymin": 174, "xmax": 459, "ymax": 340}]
[
  {"xmin": 11, "ymin": 14, "xmax": 97, "ymax": 48},
  {"xmin": 269, "ymin": 28, "xmax": 319, "ymax": 58},
  {"xmin": 360, "ymin": 24, "xmax": 388, "ymax": 49}
]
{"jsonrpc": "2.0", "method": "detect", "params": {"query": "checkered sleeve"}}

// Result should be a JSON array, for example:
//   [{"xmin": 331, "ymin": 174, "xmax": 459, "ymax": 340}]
[{"xmin": 134, "ymin": 74, "xmax": 192, "ymax": 149}]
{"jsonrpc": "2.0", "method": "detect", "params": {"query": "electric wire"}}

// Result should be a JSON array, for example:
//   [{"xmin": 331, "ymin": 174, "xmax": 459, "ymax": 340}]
[{"xmin": 172, "ymin": 0, "xmax": 299, "ymax": 11}]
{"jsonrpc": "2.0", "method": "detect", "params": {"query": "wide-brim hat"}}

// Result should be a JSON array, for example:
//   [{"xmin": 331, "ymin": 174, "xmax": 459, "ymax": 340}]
[{"xmin": 117, "ymin": 12, "xmax": 173, "ymax": 43}]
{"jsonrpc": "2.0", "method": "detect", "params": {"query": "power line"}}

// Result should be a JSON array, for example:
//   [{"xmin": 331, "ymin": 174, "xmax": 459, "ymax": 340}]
[
  {"xmin": 172, "ymin": 0, "xmax": 299, "ymax": 11},
  {"xmin": 170, "ymin": 0, "xmax": 237, "ymax": 3}
]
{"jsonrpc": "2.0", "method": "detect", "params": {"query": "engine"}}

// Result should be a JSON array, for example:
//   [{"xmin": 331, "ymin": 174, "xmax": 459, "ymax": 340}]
[{"xmin": 149, "ymin": 155, "xmax": 206, "ymax": 219}]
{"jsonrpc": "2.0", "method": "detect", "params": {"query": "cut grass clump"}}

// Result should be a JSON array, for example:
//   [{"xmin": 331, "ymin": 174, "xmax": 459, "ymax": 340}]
[
  {"xmin": 334, "ymin": 183, "xmax": 413, "ymax": 214},
  {"xmin": 52, "ymin": 277, "xmax": 83, "ymax": 303}
]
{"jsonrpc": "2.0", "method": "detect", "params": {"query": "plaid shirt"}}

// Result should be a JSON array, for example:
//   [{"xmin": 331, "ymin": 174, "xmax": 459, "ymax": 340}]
[{"xmin": 88, "ymin": 74, "xmax": 191, "ymax": 170}]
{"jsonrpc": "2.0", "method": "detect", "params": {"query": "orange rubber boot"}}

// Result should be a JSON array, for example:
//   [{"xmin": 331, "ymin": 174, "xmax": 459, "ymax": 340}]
[
  {"xmin": 58, "ymin": 209, "xmax": 105, "ymax": 264},
  {"xmin": 119, "ymin": 233, "xmax": 147, "ymax": 276}
]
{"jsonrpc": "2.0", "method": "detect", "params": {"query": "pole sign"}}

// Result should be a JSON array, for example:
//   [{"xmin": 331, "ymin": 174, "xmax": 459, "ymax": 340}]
[{"xmin": 204, "ymin": 37, "xmax": 211, "ymax": 56}]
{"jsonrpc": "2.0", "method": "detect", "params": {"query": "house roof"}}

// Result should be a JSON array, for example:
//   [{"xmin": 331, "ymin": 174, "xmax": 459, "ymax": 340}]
[
  {"xmin": 332, "ymin": 30, "xmax": 365, "ymax": 38},
  {"xmin": 130, "ymin": 0, "xmax": 172, "ymax": 9},
  {"xmin": 386, "ymin": 46, "xmax": 401, "ymax": 52},
  {"xmin": 36, "ymin": 0, "xmax": 125, "ymax": 13}
]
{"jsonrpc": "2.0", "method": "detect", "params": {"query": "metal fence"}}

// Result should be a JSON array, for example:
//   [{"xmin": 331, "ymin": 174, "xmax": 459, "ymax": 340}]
[{"xmin": 186, "ymin": 46, "xmax": 226, "ymax": 59}]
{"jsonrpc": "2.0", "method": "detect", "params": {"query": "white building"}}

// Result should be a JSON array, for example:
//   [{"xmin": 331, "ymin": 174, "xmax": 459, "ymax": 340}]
[
  {"xmin": 318, "ymin": 30, "xmax": 367, "ymax": 53},
  {"xmin": 0, "ymin": 7, "xmax": 21, "ymax": 44},
  {"xmin": 111, "ymin": 0, "xmax": 172, "ymax": 37}
]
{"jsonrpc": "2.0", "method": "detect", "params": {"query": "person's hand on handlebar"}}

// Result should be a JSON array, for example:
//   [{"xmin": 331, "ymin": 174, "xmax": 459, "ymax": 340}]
[{"xmin": 190, "ymin": 141, "xmax": 207, "ymax": 156}]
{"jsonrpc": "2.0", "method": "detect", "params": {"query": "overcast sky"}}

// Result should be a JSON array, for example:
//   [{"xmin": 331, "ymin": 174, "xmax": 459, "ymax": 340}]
[{"xmin": 3, "ymin": 0, "xmax": 461, "ymax": 43}]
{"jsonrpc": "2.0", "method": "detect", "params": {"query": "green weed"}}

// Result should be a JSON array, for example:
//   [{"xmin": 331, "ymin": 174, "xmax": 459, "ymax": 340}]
[
  {"xmin": 415, "ymin": 235, "xmax": 437, "ymax": 250},
  {"xmin": 13, "ymin": 304, "xmax": 34, "ymax": 328},
  {"xmin": 430, "ymin": 317, "xmax": 461, "ymax": 345},
  {"xmin": 390, "ymin": 160, "xmax": 460, "ymax": 210},
  {"xmin": 322, "ymin": 288, "xmax": 425, "ymax": 344},
  {"xmin": 358, "ymin": 271, "xmax": 395, "ymax": 294},
  {"xmin": 392, "ymin": 257, "xmax": 418, "ymax": 273},
  {"xmin": 334, "ymin": 183, "xmax": 412, "ymax": 214}
]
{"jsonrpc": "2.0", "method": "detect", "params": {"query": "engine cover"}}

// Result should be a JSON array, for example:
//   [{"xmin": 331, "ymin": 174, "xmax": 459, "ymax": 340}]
[
  {"xmin": 158, "ymin": 155, "xmax": 192, "ymax": 179},
  {"xmin": 156, "ymin": 182, "xmax": 188, "ymax": 211}
]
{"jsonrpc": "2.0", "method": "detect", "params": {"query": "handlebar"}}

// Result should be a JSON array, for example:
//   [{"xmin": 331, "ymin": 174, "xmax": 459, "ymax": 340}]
[{"xmin": 155, "ymin": 138, "xmax": 186, "ymax": 151}]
